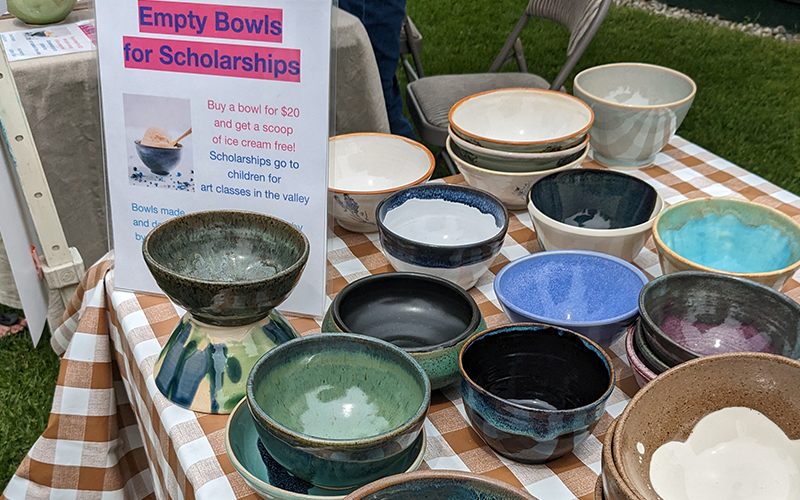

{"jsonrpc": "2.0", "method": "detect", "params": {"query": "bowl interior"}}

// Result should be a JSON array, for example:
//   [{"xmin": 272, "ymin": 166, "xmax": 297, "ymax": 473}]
[
  {"xmin": 615, "ymin": 353, "xmax": 800, "ymax": 500},
  {"xmin": 495, "ymin": 252, "xmax": 646, "ymax": 325},
  {"xmin": 529, "ymin": 169, "xmax": 658, "ymax": 229},
  {"xmin": 379, "ymin": 185, "xmax": 506, "ymax": 247},
  {"xmin": 252, "ymin": 336, "xmax": 426, "ymax": 440},
  {"xmin": 576, "ymin": 63, "xmax": 695, "ymax": 106},
  {"xmin": 333, "ymin": 274, "xmax": 479, "ymax": 352},
  {"xmin": 450, "ymin": 89, "xmax": 592, "ymax": 144},
  {"xmin": 640, "ymin": 272, "xmax": 800, "ymax": 359},
  {"xmin": 329, "ymin": 134, "xmax": 434, "ymax": 193},
  {"xmin": 346, "ymin": 472, "xmax": 534, "ymax": 500},
  {"xmin": 461, "ymin": 325, "xmax": 611, "ymax": 411},
  {"xmin": 656, "ymin": 198, "xmax": 800, "ymax": 274},
  {"xmin": 145, "ymin": 211, "xmax": 307, "ymax": 283}
]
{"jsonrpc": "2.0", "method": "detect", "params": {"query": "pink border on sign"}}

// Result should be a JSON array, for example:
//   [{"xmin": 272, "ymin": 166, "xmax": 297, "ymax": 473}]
[{"xmin": 138, "ymin": 0, "xmax": 283, "ymax": 43}]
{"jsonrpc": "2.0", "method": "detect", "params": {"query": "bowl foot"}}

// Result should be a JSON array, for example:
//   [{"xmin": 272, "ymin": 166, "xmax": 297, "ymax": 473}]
[
  {"xmin": 154, "ymin": 310, "xmax": 298, "ymax": 414},
  {"xmin": 591, "ymin": 151, "xmax": 656, "ymax": 169}
]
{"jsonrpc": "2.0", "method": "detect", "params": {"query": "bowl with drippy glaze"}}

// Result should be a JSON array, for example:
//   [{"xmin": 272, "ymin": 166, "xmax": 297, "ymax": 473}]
[
  {"xmin": 494, "ymin": 250, "xmax": 648, "ymax": 347},
  {"xmin": 246, "ymin": 333, "xmax": 430, "ymax": 490},
  {"xmin": 652, "ymin": 197, "xmax": 800, "ymax": 290},
  {"xmin": 527, "ymin": 168, "xmax": 663, "ymax": 262},
  {"xmin": 322, "ymin": 273, "xmax": 485, "ymax": 390},
  {"xmin": 459, "ymin": 323, "xmax": 615, "ymax": 463},
  {"xmin": 328, "ymin": 133, "xmax": 435, "ymax": 233},
  {"xmin": 376, "ymin": 184, "xmax": 508, "ymax": 290},
  {"xmin": 343, "ymin": 470, "xmax": 538, "ymax": 500},
  {"xmin": 638, "ymin": 271, "xmax": 800, "ymax": 366}
]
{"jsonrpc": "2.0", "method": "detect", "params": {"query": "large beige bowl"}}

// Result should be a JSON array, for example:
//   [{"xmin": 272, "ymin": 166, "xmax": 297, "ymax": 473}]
[
  {"xmin": 613, "ymin": 352, "xmax": 800, "ymax": 500},
  {"xmin": 574, "ymin": 63, "xmax": 695, "ymax": 168},
  {"xmin": 446, "ymin": 136, "xmax": 587, "ymax": 210}
]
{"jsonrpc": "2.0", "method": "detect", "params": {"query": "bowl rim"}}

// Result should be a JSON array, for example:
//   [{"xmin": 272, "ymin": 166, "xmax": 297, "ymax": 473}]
[
  {"xmin": 342, "ymin": 469, "xmax": 538, "ymax": 500},
  {"xmin": 651, "ymin": 197, "xmax": 800, "ymax": 279},
  {"xmin": 246, "ymin": 332, "xmax": 431, "ymax": 448},
  {"xmin": 327, "ymin": 133, "xmax": 435, "ymax": 195},
  {"xmin": 134, "ymin": 139, "xmax": 184, "ymax": 149},
  {"xmin": 573, "ymin": 62, "xmax": 697, "ymax": 110},
  {"xmin": 638, "ymin": 269, "xmax": 800, "ymax": 360},
  {"xmin": 612, "ymin": 351, "xmax": 800, "ymax": 499},
  {"xmin": 494, "ymin": 250, "xmax": 649, "ymax": 328},
  {"xmin": 449, "ymin": 126, "xmax": 590, "ymax": 161},
  {"xmin": 624, "ymin": 323, "xmax": 657, "ymax": 382},
  {"xmin": 328, "ymin": 272, "xmax": 482, "ymax": 353},
  {"xmin": 602, "ymin": 418, "xmax": 645, "ymax": 500},
  {"xmin": 526, "ymin": 168, "xmax": 664, "ymax": 236},
  {"xmin": 375, "ymin": 183, "xmax": 509, "ymax": 252},
  {"xmin": 224, "ymin": 398, "xmax": 428, "ymax": 500},
  {"xmin": 448, "ymin": 87, "xmax": 594, "ymax": 147},
  {"xmin": 446, "ymin": 136, "xmax": 589, "ymax": 178},
  {"xmin": 142, "ymin": 209, "xmax": 310, "ymax": 287},
  {"xmin": 459, "ymin": 322, "xmax": 616, "ymax": 415}
]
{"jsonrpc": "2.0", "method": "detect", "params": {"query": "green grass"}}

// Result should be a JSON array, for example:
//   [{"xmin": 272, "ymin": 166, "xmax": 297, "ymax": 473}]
[
  {"xmin": 405, "ymin": 1, "xmax": 800, "ymax": 193},
  {"xmin": 0, "ymin": 306, "xmax": 59, "ymax": 488}
]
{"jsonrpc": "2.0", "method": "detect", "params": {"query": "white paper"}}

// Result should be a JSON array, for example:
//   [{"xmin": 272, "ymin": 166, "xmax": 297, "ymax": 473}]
[
  {"xmin": 1, "ymin": 20, "xmax": 95, "ymax": 62},
  {"xmin": 96, "ymin": 0, "xmax": 331, "ymax": 317}
]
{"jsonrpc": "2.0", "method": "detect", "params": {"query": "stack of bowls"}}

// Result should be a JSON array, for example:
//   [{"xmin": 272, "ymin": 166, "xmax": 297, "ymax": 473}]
[
  {"xmin": 624, "ymin": 270, "xmax": 800, "ymax": 388},
  {"xmin": 603, "ymin": 352, "xmax": 800, "ymax": 500},
  {"xmin": 446, "ymin": 88, "xmax": 594, "ymax": 210}
]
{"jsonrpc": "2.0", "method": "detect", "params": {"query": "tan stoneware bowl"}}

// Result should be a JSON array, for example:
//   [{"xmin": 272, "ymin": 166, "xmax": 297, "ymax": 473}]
[
  {"xmin": 594, "ymin": 475, "xmax": 604, "ymax": 500},
  {"xmin": 601, "ymin": 418, "xmax": 643, "ymax": 500},
  {"xmin": 613, "ymin": 352, "xmax": 800, "ymax": 500}
]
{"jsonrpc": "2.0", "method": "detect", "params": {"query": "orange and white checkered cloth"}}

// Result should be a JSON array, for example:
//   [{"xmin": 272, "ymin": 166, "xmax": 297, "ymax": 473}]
[{"xmin": 5, "ymin": 136, "xmax": 800, "ymax": 500}]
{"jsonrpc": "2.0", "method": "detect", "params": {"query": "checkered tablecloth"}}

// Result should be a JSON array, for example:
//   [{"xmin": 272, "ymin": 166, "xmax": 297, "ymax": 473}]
[{"xmin": 5, "ymin": 136, "xmax": 800, "ymax": 500}]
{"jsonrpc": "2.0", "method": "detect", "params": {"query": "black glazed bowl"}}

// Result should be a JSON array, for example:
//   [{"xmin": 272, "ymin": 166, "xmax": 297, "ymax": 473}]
[
  {"xmin": 459, "ymin": 323, "xmax": 615, "ymax": 464},
  {"xmin": 322, "ymin": 273, "xmax": 486, "ymax": 390},
  {"xmin": 135, "ymin": 140, "xmax": 183, "ymax": 175},
  {"xmin": 529, "ymin": 168, "xmax": 658, "ymax": 229},
  {"xmin": 142, "ymin": 210, "xmax": 309, "ymax": 326},
  {"xmin": 639, "ymin": 271, "xmax": 800, "ymax": 366}
]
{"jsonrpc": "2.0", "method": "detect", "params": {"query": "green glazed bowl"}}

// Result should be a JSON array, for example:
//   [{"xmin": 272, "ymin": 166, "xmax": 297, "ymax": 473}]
[
  {"xmin": 246, "ymin": 333, "xmax": 431, "ymax": 490},
  {"xmin": 322, "ymin": 273, "xmax": 485, "ymax": 390},
  {"xmin": 7, "ymin": 0, "xmax": 76, "ymax": 25}
]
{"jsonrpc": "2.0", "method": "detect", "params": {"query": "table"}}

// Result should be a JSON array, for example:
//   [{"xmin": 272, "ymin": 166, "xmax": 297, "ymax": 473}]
[
  {"xmin": 5, "ymin": 136, "xmax": 800, "ymax": 500},
  {"xmin": 0, "ymin": 5, "xmax": 389, "ymax": 312}
]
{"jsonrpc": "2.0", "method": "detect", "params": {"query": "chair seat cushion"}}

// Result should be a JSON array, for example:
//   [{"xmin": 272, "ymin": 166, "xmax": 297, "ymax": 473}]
[{"xmin": 407, "ymin": 73, "xmax": 551, "ymax": 132}]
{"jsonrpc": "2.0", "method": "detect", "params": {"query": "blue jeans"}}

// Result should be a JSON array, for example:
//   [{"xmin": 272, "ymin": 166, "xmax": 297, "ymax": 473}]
[{"xmin": 338, "ymin": 0, "xmax": 417, "ymax": 140}]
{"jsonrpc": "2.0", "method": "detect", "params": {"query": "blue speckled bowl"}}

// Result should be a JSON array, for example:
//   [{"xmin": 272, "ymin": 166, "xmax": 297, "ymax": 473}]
[
  {"xmin": 343, "ymin": 470, "xmax": 537, "ymax": 500},
  {"xmin": 246, "ymin": 333, "xmax": 431, "ymax": 490},
  {"xmin": 135, "ymin": 140, "xmax": 183, "ymax": 175},
  {"xmin": 459, "ymin": 323, "xmax": 615, "ymax": 464},
  {"xmin": 376, "ymin": 184, "xmax": 508, "ymax": 290},
  {"xmin": 494, "ymin": 250, "xmax": 648, "ymax": 347}
]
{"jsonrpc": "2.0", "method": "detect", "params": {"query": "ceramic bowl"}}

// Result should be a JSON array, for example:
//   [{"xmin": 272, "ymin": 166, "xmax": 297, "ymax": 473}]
[
  {"xmin": 613, "ymin": 352, "xmax": 800, "ymax": 500},
  {"xmin": 135, "ymin": 140, "xmax": 184, "ymax": 175},
  {"xmin": 494, "ymin": 250, "xmax": 648, "ymax": 347},
  {"xmin": 573, "ymin": 63, "xmax": 696, "ymax": 168},
  {"xmin": 638, "ymin": 271, "xmax": 800, "ymax": 367},
  {"xmin": 343, "ymin": 470, "xmax": 537, "ymax": 500},
  {"xmin": 376, "ymin": 184, "xmax": 508, "ymax": 290},
  {"xmin": 449, "ymin": 126, "xmax": 590, "ymax": 173},
  {"xmin": 446, "ymin": 136, "xmax": 587, "ymax": 211},
  {"xmin": 527, "ymin": 169, "xmax": 663, "ymax": 262},
  {"xmin": 8, "ymin": 0, "xmax": 76, "ymax": 25},
  {"xmin": 652, "ymin": 197, "xmax": 800, "ymax": 290},
  {"xmin": 321, "ymin": 273, "xmax": 486, "ymax": 390},
  {"xmin": 594, "ymin": 475, "xmax": 604, "ymax": 500},
  {"xmin": 601, "ymin": 418, "xmax": 640, "ymax": 500},
  {"xmin": 632, "ymin": 319, "xmax": 671, "ymax": 375},
  {"xmin": 143, "ymin": 210, "xmax": 309, "ymax": 414},
  {"xmin": 449, "ymin": 88, "xmax": 594, "ymax": 153},
  {"xmin": 459, "ymin": 323, "xmax": 615, "ymax": 463},
  {"xmin": 624, "ymin": 324, "xmax": 657, "ymax": 388},
  {"xmin": 225, "ymin": 398, "xmax": 427, "ymax": 500},
  {"xmin": 328, "ymin": 133, "xmax": 435, "ymax": 233},
  {"xmin": 246, "ymin": 333, "xmax": 431, "ymax": 490}
]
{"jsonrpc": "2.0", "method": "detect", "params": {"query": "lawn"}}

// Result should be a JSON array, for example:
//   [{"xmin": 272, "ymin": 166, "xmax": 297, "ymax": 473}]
[{"xmin": 2, "ymin": 0, "xmax": 800, "ymax": 489}]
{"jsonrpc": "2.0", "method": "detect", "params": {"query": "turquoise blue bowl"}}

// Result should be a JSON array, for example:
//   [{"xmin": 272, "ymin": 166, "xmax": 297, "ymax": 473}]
[
  {"xmin": 343, "ymin": 470, "xmax": 537, "ymax": 500},
  {"xmin": 246, "ymin": 333, "xmax": 431, "ymax": 490},
  {"xmin": 224, "ymin": 399, "xmax": 427, "ymax": 500}
]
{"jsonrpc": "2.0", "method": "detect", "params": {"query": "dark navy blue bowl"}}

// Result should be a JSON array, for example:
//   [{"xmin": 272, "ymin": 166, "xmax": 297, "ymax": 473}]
[
  {"xmin": 458, "ymin": 323, "xmax": 615, "ymax": 464},
  {"xmin": 494, "ymin": 250, "xmax": 648, "ymax": 347},
  {"xmin": 135, "ymin": 140, "xmax": 183, "ymax": 175},
  {"xmin": 528, "ymin": 168, "xmax": 657, "ymax": 229}
]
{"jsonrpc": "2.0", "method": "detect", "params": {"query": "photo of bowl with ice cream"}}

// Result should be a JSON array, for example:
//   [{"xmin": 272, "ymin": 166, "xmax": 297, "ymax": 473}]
[{"xmin": 135, "ymin": 126, "xmax": 189, "ymax": 176}]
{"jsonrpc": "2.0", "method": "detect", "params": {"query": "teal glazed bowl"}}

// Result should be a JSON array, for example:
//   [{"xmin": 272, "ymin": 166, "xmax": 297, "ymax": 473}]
[
  {"xmin": 459, "ymin": 323, "xmax": 615, "ymax": 463},
  {"xmin": 343, "ymin": 470, "xmax": 537, "ymax": 500},
  {"xmin": 246, "ymin": 333, "xmax": 431, "ymax": 490},
  {"xmin": 322, "ymin": 273, "xmax": 486, "ymax": 390}
]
